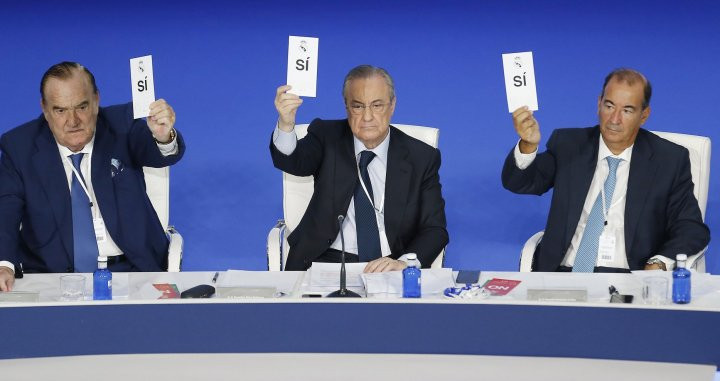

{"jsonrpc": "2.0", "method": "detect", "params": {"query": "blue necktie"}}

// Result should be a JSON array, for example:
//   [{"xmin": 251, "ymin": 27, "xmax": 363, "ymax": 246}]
[
  {"xmin": 573, "ymin": 157, "xmax": 622, "ymax": 273},
  {"xmin": 355, "ymin": 151, "xmax": 381, "ymax": 262},
  {"xmin": 69, "ymin": 153, "xmax": 99, "ymax": 272}
]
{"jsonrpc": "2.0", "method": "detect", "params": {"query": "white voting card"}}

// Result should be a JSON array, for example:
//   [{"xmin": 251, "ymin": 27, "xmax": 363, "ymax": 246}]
[
  {"xmin": 130, "ymin": 55, "xmax": 156, "ymax": 119},
  {"xmin": 286, "ymin": 36, "xmax": 319, "ymax": 97},
  {"xmin": 502, "ymin": 51, "xmax": 538, "ymax": 112}
]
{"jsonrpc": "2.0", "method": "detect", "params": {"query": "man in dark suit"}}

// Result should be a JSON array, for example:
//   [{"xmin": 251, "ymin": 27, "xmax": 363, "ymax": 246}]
[
  {"xmin": 271, "ymin": 65, "xmax": 448, "ymax": 272},
  {"xmin": 0, "ymin": 62, "xmax": 185, "ymax": 291},
  {"xmin": 502, "ymin": 68, "xmax": 709, "ymax": 272}
]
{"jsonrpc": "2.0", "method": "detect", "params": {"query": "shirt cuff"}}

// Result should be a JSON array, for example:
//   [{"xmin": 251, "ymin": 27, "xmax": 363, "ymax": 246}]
[
  {"xmin": 0, "ymin": 261, "xmax": 15, "ymax": 274},
  {"xmin": 272, "ymin": 121, "xmax": 297, "ymax": 155},
  {"xmin": 648, "ymin": 255, "xmax": 675, "ymax": 270},
  {"xmin": 156, "ymin": 136, "xmax": 179, "ymax": 156},
  {"xmin": 396, "ymin": 254, "xmax": 411, "ymax": 265},
  {"xmin": 513, "ymin": 139, "xmax": 537, "ymax": 170}
]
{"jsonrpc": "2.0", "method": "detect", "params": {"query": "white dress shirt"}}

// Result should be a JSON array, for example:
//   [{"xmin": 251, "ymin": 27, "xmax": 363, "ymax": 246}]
[
  {"xmin": 514, "ymin": 137, "xmax": 672, "ymax": 269},
  {"xmin": 0, "ymin": 132, "xmax": 178, "ymax": 273},
  {"xmin": 273, "ymin": 125, "xmax": 398, "ymax": 260}
]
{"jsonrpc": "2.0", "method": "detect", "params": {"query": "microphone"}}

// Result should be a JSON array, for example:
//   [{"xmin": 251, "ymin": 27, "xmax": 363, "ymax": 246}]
[{"xmin": 326, "ymin": 215, "xmax": 361, "ymax": 298}]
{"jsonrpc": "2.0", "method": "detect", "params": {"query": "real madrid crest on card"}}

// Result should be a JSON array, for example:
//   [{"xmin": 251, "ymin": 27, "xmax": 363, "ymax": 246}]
[
  {"xmin": 286, "ymin": 36, "xmax": 319, "ymax": 97},
  {"xmin": 130, "ymin": 55, "xmax": 156, "ymax": 119}
]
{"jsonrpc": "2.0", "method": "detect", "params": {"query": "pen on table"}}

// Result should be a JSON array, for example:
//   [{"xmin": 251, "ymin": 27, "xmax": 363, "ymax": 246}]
[{"xmin": 212, "ymin": 271, "xmax": 219, "ymax": 285}]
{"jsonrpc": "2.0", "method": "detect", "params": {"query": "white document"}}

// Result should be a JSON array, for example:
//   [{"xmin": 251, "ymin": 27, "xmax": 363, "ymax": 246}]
[
  {"xmin": 221, "ymin": 270, "xmax": 301, "ymax": 294},
  {"xmin": 361, "ymin": 268, "xmax": 455, "ymax": 296},
  {"xmin": 502, "ymin": 51, "xmax": 538, "ymax": 112},
  {"xmin": 286, "ymin": 36, "xmax": 319, "ymax": 97},
  {"xmin": 308, "ymin": 262, "xmax": 365, "ymax": 288},
  {"xmin": 130, "ymin": 55, "xmax": 156, "ymax": 119}
]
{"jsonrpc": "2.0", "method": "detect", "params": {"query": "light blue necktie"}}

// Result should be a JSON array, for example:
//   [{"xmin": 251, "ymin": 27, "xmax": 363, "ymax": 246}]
[
  {"xmin": 572, "ymin": 157, "xmax": 622, "ymax": 273},
  {"xmin": 69, "ymin": 153, "xmax": 99, "ymax": 272},
  {"xmin": 355, "ymin": 151, "xmax": 381, "ymax": 262}
]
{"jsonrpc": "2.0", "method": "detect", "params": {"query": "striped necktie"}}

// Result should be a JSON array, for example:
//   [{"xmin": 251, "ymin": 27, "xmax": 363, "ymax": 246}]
[{"xmin": 572, "ymin": 156, "xmax": 622, "ymax": 273}]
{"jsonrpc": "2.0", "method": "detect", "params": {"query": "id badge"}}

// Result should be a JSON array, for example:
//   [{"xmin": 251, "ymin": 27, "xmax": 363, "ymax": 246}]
[
  {"xmin": 93, "ymin": 218, "xmax": 108, "ymax": 243},
  {"xmin": 597, "ymin": 230, "xmax": 616, "ymax": 264}
]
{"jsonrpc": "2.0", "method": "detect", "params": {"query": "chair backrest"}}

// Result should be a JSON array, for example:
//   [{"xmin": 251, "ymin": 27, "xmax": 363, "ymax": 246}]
[
  {"xmin": 282, "ymin": 123, "xmax": 444, "ymax": 267},
  {"xmin": 650, "ymin": 131, "xmax": 711, "ymax": 220},
  {"xmin": 143, "ymin": 166, "xmax": 170, "ymax": 230}
]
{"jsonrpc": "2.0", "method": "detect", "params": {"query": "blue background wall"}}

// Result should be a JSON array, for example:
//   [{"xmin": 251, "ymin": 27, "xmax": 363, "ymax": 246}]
[{"xmin": 1, "ymin": 0, "xmax": 718, "ymax": 273}]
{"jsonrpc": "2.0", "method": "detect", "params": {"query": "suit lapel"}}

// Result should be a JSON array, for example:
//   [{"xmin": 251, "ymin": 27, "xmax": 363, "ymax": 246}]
[
  {"xmin": 333, "ymin": 121, "xmax": 357, "ymax": 215},
  {"xmin": 564, "ymin": 128, "xmax": 600, "ymax": 246},
  {"xmin": 384, "ymin": 127, "xmax": 411, "ymax": 249},
  {"xmin": 624, "ymin": 131, "xmax": 656, "ymax": 255},
  {"xmin": 32, "ymin": 125, "xmax": 73, "ymax": 261},
  {"xmin": 91, "ymin": 119, "xmax": 119, "ymax": 238}
]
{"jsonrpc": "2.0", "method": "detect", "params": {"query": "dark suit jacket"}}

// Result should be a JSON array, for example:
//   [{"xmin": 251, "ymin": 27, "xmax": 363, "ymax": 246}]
[
  {"xmin": 502, "ymin": 127, "xmax": 710, "ymax": 271},
  {"xmin": 0, "ymin": 103, "xmax": 186, "ymax": 273},
  {"xmin": 270, "ymin": 119, "xmax": 449, "ymax": 270}
]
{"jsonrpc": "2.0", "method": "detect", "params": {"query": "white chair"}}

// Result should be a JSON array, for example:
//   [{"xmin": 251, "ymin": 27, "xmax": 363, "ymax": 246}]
[
  {"xmin": 143, "ymin": 167, "xmax": 183, "ymax": 272},
  {"xmin": 267, "ymin": 124, "xmax": 446, "ymax": 271},
  {"xmin": 519, "ymin": 131, "xmax": 711, "ymax": 272}
]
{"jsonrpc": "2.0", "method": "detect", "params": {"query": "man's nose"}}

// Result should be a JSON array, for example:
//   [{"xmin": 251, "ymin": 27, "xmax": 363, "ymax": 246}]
[
  {"xmin": 362, "ymin": 106, "xmax": 374, "ymax": 121},
  {"xmin": 67, "ymin": 110, "xmax": 79, "ymax": 126},
  {"xmin": 610, "ymin": 109, "xmax": 622, "ymax": 124}
]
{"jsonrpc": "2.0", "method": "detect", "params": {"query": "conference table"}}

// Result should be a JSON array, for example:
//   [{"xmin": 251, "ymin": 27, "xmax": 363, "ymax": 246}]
[{"xmin": 1, "ymin": 269, "xmax": 719, "ymax": 381}]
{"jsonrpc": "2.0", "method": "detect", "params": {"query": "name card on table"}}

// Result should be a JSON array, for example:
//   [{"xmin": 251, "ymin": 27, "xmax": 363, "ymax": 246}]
[
  {"xmin": 130, "ymin": 55, "xmax": 156, "ymax": 119},
  {"xmin": 502, "ymin": 51, "xmax": 538, "ymax": 112},
  {"xmin": 287, "ymin": 36, "xmax": 319, "ymax": 97}
]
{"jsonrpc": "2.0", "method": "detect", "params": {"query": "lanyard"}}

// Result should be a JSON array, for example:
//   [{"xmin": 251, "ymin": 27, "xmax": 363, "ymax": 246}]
[
  {"xmin": 599, "ymin": 160, "xmax": 623, "ymax": 226},
  {"xmin": 356, "ymin": 164, "xmax": 385, "ymax": 216},
  {"xmin": 64, "ymin": 155, "xmax": 94, "ymax": 208}
]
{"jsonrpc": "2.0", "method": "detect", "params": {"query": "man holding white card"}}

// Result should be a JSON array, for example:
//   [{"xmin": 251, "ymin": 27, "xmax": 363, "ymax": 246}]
[
  {"xmin": 0, "ymin": 62, "xmax": 185, "ymax": 291},
  {"xmin": 502, "ymin": 68, "xmax": 709, "ymax": 273},
  {"xmin": 271, "ymin": 65, "xmax": 448, "ymax": 272}
]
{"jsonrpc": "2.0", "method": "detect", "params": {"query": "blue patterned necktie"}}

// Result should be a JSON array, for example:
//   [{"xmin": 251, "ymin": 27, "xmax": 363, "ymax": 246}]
[
  {"xmin": 572, "ymin": 157, "xmax": 622, "ymax": 273},
  {"xmin": 355, "ymin": 150, "xmax": 381, "ymax": 262},
  {"xmin": 69, "ymin": 153, "xmax": 99, "ymax": 272}
]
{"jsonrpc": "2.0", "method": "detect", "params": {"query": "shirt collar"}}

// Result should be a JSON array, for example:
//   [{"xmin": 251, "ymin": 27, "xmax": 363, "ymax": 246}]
[
  {"xmin": 598, "ymin": 135, "xmax": 633, "ymax": 164},
  {"xmin": 56, "ymin": 132, "xmax": 96, "ymax": 159},
  {"xmin": 353, "ymin": 127, "xmax": 390, "ymax": 166}
]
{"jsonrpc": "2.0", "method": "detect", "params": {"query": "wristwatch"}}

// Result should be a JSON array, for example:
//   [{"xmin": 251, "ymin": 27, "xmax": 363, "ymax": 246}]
[
  {"xmin": 646, "ymin": 258, "xmax": 667, "ymax": 271},
  {"xmin": 154, "ymin": 127, "xmax": 176, "ymax": 145}
]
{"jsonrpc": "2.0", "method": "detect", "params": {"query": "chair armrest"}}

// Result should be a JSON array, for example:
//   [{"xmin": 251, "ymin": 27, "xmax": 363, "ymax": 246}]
[
  {"xmin": 430, "ymin": 249, "xmax": 445, "ymax": 269},
  {"xmin": 686, "ymin": 246, "xmax": 707, "ymax": 272},
  {"xmin": 167, "ymin": 226, "xmax": 183, "ymax": 272},
  {"xmin": 520, "ymin": 231, "xmax": 544, "ymax": 272},
  {"xmin": 267, "ymin": 220, "xmax": 287, "ymax": 271}
]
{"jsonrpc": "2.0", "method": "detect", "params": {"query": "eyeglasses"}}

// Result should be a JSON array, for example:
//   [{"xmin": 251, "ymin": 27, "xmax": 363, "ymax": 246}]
[{"xmin": 347, "ymin": 102, "xmax": 390, "ymax": 115}]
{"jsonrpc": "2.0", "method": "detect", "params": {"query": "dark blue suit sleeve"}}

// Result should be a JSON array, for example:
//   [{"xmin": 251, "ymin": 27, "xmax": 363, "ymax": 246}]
[
  {"xmin": 0, "ymin": 135, "xmax": 25, "ymax": 268},
  {"xmin": 655, "ymin": 147, "xmax": 710, "ymax": 257},
  {"xmin": 269, "ymin": 118, "xmax": 325, "ymax": 177},
  {"xmin": 502, "ymin": 130, "xmax": 558, "ymax": 196},
  {"xmin": 404, "ymin": 148, "xmax": 449, "ymax": 267}
]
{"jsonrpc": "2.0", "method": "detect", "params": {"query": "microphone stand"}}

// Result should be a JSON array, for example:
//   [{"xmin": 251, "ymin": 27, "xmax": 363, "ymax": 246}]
[{"xmin": 326, "ymin": 215, "xmax": 361, "ymax": 298}]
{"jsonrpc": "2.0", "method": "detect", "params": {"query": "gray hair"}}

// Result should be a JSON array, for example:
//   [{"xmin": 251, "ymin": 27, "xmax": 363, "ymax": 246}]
[{"xmin": 342, "ymin": 65, "xmax": 395, "ymax": 101}]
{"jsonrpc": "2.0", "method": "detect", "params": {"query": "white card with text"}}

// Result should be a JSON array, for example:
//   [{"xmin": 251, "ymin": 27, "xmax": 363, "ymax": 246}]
[
  {"xmin": 286, "ymin": 36, "xmax": 319, "ymax": 97},
  {"xmin": 502, "ymin": 51, "xmax": 538, "ymax": 112},
  {"xmin": 130, "ymin": 55, "xmax": 156, "ymax": 119}
]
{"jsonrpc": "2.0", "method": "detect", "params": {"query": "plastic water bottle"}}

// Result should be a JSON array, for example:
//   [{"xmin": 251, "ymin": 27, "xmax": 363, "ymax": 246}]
[
  {"xmin": 402, "ymin": 253, "xmax": 421, "ymax": 298},
  {"xmin": 93, "ymin": 256, "xmax": 112, "ymax": 300},
  {"xmin": 672, "ymin": 254, "xmax": 691, "ymax": 304}
]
